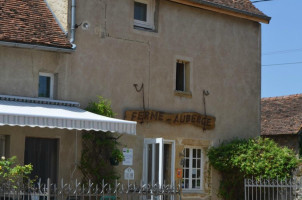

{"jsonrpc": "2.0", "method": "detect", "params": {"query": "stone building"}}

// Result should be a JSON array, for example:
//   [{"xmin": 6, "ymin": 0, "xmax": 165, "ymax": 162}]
[
  {"xmin": 261, "ymin": 94, "xmax": 302, "ymax": 155},
  {"xmin": 0, "ymin": 0, "xmax": 270, "ymax": 199}
]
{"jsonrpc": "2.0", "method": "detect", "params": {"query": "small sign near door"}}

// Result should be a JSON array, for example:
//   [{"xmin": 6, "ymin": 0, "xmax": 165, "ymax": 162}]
[
  {"xmin": 176, "ymin": 168, "xmax": 183, "ymax": 179},
  {"xmin": 124, "ymin": 167, "xmax": 135, "ymax": 180},
  {"xmin": 122, "ymin": 148, "xmax": 133, "ymax": 166}
]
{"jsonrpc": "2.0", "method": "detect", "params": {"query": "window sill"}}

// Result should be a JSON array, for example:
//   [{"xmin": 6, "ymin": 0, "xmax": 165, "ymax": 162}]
[
  {"xmin": 134, "ymin": 25, "xmax": 156, "ymax": 33},
  {"xmin": 182, "ymin": 189, "xmax": 205, "ymax": 194},
  {"xmin": 174, "ymin": 90, "xmax": 192, "ymax": 98}
]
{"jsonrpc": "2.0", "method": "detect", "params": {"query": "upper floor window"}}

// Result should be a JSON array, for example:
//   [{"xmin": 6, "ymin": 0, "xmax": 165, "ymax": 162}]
[
  {"xmin": 39, "ymin": 72, "xmax": 54, "ymax": 99},
  {"xmin": 182, "ymin": 147, "xmax": 204, "ymax": 191},
  {"xmin": 134, "ymin": 0, "xmax": 155, "ymax": 30},
  {"xmin": 176, "ymin": 60, "xmax": 190, "ymax": 93}
]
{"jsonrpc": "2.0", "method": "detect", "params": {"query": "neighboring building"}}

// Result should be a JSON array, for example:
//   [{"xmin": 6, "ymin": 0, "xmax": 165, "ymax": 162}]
[
  {"xmin": 261, "ymin": 94, "xmax": 302, "ymax": 155},
  {"xmin": 0, "ymin": 0, "xmax": 136, "ymax": 184},
  {"xmin": 0, "ymin": 0, "xmax": 269, "ymax": 199}
]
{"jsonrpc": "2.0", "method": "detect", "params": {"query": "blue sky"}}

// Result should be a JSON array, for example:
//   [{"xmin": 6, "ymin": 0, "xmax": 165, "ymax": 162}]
[{"xmin": 253, "ymin": 0, "xmax": 302, "ymax": 98}]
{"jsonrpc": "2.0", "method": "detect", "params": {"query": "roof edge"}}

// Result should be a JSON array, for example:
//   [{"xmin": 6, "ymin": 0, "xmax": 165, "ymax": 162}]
[
  {"xmin": 167, "ymin": 0, "xmax": 271, "ymax": 24},
  {"xmin": 0, "ymin": 41, "xmax": 74, "ymax": 53}
]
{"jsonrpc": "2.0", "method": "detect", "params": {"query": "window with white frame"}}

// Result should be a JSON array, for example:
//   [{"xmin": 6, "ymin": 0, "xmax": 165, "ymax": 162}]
[
  {"xmin": 38, "ymin": 72, "xmax": 54, "ymax": 99},
  {"xmin": 0, "ymin": 135, "xmax": 6, "ymax": 157},
  {"xmin": 134, "ymin": 0, "xmax": 155, "ymax": 29},
  {"xmin": 176, "ymin": 60, "xmax": 190, "ymax": 92},
  {"xmin": 182, "ymin": 147, "xmax": 204, "ymax": 191}
]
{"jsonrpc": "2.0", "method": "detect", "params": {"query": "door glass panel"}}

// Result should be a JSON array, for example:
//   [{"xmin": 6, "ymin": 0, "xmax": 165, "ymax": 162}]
[
  {"xmin": 163, "ymin": 144, "xmax": 171, "ymax": 184},
  {"xmin": 154, "ymin": 143, "xmax": 159, "ymax": 184},
  {"xmin": 148, "ymin": 144, "xmax": 153, "ymax": 184}
]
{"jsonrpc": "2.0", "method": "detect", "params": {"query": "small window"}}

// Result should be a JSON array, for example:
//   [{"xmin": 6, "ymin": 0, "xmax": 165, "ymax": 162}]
[
  {"xmin": 134, "ymin": 0, "xmax": 155, "ymax": 29},
  {"xmin": 182, "ymin": 148, "xmax": 204, "ymax": 191},
  {"xmin": 39, "ymin": 73, "xmax": 54, "ymax": 99},
  {"xmin": 176, "ymin": 60, "xmax": 190, "ymax": 92}
]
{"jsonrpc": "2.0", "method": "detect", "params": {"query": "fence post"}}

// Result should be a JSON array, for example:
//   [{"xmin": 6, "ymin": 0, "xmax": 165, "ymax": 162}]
[{"xmin": 47, "ymin": 178, "xmax": 51, "ymax": 200}]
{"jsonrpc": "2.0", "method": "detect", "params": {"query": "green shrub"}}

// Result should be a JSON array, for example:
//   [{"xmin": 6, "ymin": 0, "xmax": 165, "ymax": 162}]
[
  {"xmin": 85, "ymin": 96, "xmax": 115, "ymax": 118},
  {"xmin": 0, "ymin": 156, "xmax": 33, "ymax": 187},
  {"xmin": 207, "ymin": 137, "xmax": 299, "ymax": 200}
]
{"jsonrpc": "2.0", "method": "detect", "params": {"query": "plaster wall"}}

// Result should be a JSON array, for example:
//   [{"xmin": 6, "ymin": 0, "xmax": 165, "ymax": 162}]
[{"xmin": 0, "ymin": 47, "xmax": 70, "ymax": 100}]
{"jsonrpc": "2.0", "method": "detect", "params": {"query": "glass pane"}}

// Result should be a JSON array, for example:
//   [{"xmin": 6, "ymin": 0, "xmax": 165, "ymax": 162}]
[
  {"xmin": 197, "ymin": 159, "xmax": 201, "ymax": 168},
  {"xmin": 176, "ymin": 62, "xmax": 185, "ymax": 91},
  {"xmin": 147, "ymin": 144, "xmax": 153, "ymax": 184},
  {"xmin": 154, "ymin": 143, "xmax": 159, "ymax": 184},
  {"xmin": 192, "ymin": 180, "xmax": 196, "ymax": 188},
  {"xmin": 192, "ymin": 169, "xmax": 197, "ymax": 178},
  {"xmin": 193, "ymin": 149, "xmax": 196, "ymax": 158},
  {"xmin": 39, "ymin": 76, "xmax": 51, "ymax": 98},
  {"xmin": 197, "ymin": 169, "xmax": 200, "ymax": 178},
  {"xmin": 185, "ymin": 179, "xmax": 189, "ymax": 189},
  {"xmin": 185, "ymin": 148, "xmax": 189, "ymax": 157},
  {"xmin": 197, "ymin": 180, "xmax": 200, "ymax": 187},
  {"xmin": 134, "ymin": 2, "xmax": 147, "ymax": 21},
  {"xmin": 193, "ymin": 159, "xmax": 196, "ymax": 168},
  {"xmin": 185, "ymin": 169, "xmax": 189, "ymax": 178},
  {"xmin": 197, "ymin": 149, "xmax": 201, "ymax": 158},
  {"xmin": 185, "ymin": 159, "xmax": 189, "ymax": 167}
]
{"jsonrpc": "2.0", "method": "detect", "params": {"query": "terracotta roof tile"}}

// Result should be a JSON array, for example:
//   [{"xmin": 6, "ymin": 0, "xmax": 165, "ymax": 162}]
[
  {"xmin": 186, "ymin": 0, "xmax": 269, "ymax": 20},
  {"xmin": 0, "ymin": 0, "xmax": 72, "ymax": 49},
  {"xmin": 261, "ymin": 94, "xmax": 302, "ymax": 136}
]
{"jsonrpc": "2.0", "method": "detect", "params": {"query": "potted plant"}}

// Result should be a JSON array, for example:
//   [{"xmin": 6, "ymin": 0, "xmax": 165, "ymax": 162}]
[{"xmin": 110, "ymin": 149, "xmax": 124, "ymax": 166}]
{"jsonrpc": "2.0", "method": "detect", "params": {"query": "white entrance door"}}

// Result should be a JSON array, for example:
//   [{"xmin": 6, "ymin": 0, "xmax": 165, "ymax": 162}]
[{"xmin": 143, "ymin": 138, "xmax": 175, "ymax": 199}]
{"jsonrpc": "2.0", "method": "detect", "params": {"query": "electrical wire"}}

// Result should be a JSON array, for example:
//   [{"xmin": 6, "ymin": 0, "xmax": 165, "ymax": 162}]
[
  {"xmin": 263, "ymin": 48, "xmax": 302, "ymax": 55},
  {"xmin": 252, "ymin": 0, "xmax": 274, "ymax": 3},
  {"xmin": 262, "ymin": 61, "xmax": 302, "ymax": 66}
]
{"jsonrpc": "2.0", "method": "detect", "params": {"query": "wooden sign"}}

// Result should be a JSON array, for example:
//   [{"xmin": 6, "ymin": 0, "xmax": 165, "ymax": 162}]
[{"xmin": 124, "ymin": 110, "xmax": 215, "ymax": 130}]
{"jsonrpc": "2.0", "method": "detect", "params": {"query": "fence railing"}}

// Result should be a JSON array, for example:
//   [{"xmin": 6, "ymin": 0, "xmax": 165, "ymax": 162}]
[
  {"xmin": 244, "ymin": 177, "xmax": 302, "ymax": 200},
  {"xmin": 0, "ymin": 179, "xmax": 182, "ymax": 200}
]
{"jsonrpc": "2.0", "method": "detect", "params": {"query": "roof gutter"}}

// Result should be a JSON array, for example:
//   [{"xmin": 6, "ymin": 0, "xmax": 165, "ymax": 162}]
[
  {"xmin": 168, "ymin": 0, "xmax": 271, "ymax": 24},
  {"xmin": 0, "ymin": 41, "xmax": 74, "ymax": 53},
  {"xmin": 70, "ymin": 0, "xmax": 77, "ymax": 49}
]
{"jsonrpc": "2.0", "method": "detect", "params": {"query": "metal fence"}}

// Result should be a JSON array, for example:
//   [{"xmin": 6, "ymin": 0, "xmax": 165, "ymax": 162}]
[
  {"xmin": 245, "ymin": 178, "xmax": 302, "ymax": 200},
  {"xmin": 0, "ymin": 179, "xmax": 181, "ymax": 200}
]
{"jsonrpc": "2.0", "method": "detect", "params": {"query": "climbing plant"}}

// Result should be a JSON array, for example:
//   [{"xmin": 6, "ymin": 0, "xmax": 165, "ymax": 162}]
[
  {"xmin": 207, "ymin": 137, "xmax": 299, "ymax": 200},
  {"xmin": 79, "ymin": 96, "xmax": 124, "ymax": 185}
]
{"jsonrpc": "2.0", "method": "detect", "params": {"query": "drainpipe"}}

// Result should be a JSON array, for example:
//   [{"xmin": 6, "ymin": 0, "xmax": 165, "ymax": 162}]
[{"xmin": 70, "ymin": 0, "xmax": 77, "ymax": 49}]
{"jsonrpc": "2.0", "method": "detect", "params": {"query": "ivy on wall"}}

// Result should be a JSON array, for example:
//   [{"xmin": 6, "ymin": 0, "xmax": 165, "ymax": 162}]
[{"xmin": 79, "ymin": 96, "xmax": 124, "ymax": 184}]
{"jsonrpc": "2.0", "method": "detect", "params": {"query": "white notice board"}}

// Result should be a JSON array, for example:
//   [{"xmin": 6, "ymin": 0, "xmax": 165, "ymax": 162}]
[
  {"xmin": 124, "ymin": 167, "xmax": 134, "ymax": 180},
  {"xmin": 122, "ymin": 148, "xmax": 133, "ymax": 166}
]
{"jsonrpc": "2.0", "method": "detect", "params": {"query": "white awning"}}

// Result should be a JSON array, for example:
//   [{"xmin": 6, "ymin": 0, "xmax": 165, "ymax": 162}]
[{"xmin": 0, "ymin": 95, "xmax": 136, "ymax": 135}]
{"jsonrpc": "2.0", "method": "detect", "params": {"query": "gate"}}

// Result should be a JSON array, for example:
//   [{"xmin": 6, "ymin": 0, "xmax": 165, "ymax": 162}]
[
  {"xmin": 0, "ymin": 179, "xmax": 182, "ymax": 200},
  {"xmin": 244, "ymin": 178, "xmax": 302, "ymax": 200}
]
